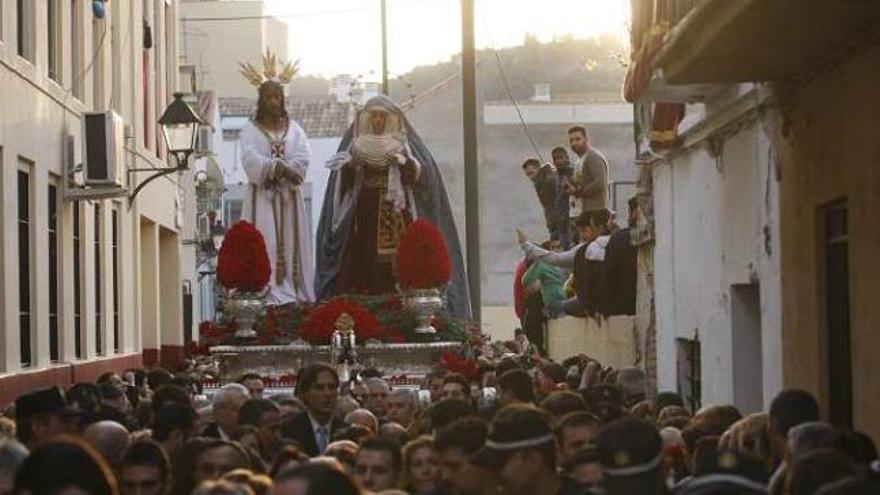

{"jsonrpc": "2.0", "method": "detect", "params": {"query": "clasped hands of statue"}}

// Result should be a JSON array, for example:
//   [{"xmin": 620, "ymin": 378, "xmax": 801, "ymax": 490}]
[
  {"xmin": 269, "ymin": 160, "xmax": 304, "ymax": 187},
  {"xmin": 350, "ymin": 150, "xmax": 418, "ymax": 185}
]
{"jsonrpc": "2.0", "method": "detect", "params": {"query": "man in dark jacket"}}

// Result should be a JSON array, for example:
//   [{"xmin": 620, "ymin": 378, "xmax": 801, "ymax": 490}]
[
  {"xmin": 279, "ymin": 363, "xmax": 346, "ymax": 456},
  {"xmin": 551, "ymin": 147, "xmax": 574, "ymax": 247},
  {"xmin": 602, "ymin": 198, "xmax": 638, "ymax": 316},
  {"xmin": 522, "ymin": 158, "xmax": 559, "ymax": 239}
]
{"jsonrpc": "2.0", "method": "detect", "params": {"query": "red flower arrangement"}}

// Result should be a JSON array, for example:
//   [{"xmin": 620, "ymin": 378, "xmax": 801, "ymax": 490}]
[
  {"xmin": 440, "ymin": 351, "xmax": 480, "ymax": 381},
  {"xmin": 396, "ymin": 220, "xmax": 452, "ymax": 289},
  {"xmin": 217, "ymin": 221, "xmax": 271, "ymax": 292},
  {"xmin": 299, "ymin": 298, "xmax": 388, "ymax": 345}
]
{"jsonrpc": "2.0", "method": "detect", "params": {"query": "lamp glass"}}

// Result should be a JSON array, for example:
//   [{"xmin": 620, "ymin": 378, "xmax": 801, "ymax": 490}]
[{"xmin": 162, "ymin": 122, "xmax": 199, "ymax": 154}]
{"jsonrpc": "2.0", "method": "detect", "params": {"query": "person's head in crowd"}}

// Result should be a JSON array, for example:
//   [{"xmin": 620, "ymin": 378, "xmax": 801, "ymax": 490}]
[
  {"xmin": 380, "ymin": 422, "xmax": 410, "ymax": 447},
  {"xmin": 296, "ymin": 364, "xmax": 340, "ymax": 424},
  {"xmin": 14, "ymin": 436, "xmax": 118, "ymax": 495},
  {"xmin": 333, "ymin": 424, "xmax": 375, "ymax": 445},
  {"xmin": 15, "ymin": 386, "xmax": 80, "ymax": 449},
  {"xmin": 423, "ymin": 370, "xmax": 447, "ymax": 403},
  {"xmin": 660, "ymin": 415, "xmax": 691, "ymax": 431},
  {"xmin": 433, "ymin": 416, "xmax": 490, "ymax": 495},
  {"xmin": 97, "ymin": 372, "xmax": 126, "ymax": 390},
  {"xmin": 787, "ymin": 421, "xmax": 841, "ymax": 463},
  {"xmin": 537, "ymin": 362, "xmax": 567, "ymax": 394},
  {"xmin": 694, "ymin": 404, "xmax": 743, "ymax": 433},
  {"xmin": 631, "ymin": 400, "xmax": 656, "ymax": 422},
  {"xmin": 555, "ymin": 411, "xmax": 601, "ymax": 470},
  {"xmin": 569, "ymin": 446, "xmax": 603, "ymax": 489},
  {"xmin": 172, "ymin": 437, "xmax": 210, "ymax": 495},
  {"xmin": 426, "ymin": 399, "xmax": 476, "ymax": 433},
  {"xmin": 769, "ymin": 389, "xmax": 820, "ymax": 457},
  {"xmin": 345, "ymin": 408, "xmax": 379, "ymax": 434},
  {"xmin": 147, "ymin": 368, "xmax": 175, "ymax": 391},
  {"xmin": 681, "ymin": 420, "xmax": 724, "ymax": 463},
  {"xmin": 222, "ymin": 469, "xmax": 273, "ymax": 495},
  {"xmin": 270, "ymin": 446, "xmax": 311, "ymax": 478},
  {"xmin": 497, "ymin": 369, "xmax": 535, "ymax": 406},
  {"xmin": 152, "ymin": 401, "xmax": 198, "ymax": 460},
  {"xmin": 273, "ymin": 462, "xmax": 362, "ymax": 495},
  {"xmin": 323, "ymin": 440, "xmax": 360, "ymax": 475},
  {"xmin": 719, "ymin": 413, "xmax": 775, "ymax": 475},
  {"xmin": 785, "ymin": 449, "xmax": 859, "ymax": 495},
  {"xmin": 654, "ymin": 391, "xmax": 685, "ymax": 412},
  {"xmin": 657, "ymin": 404, "xmax": 690, "ymax": 424},
  {"xmin": 364, "ymin": 378, "xmax": 391, "ymax": 420},
  {"xmin": 575, "ymin": 210, "xmax": 610, "ymax": 245},
  {"xmin": 659, "ymin": 427, "xmax": 688, "ymax": 482},
  {"xmin": 386, "ymin": 389, "xmax": 418, "ymax": 428},
  {"xmin": 471, "ymin": 404, "xmax": 563, "ymax": 495},
  {"xmin": 495, "ymin": 357, "xmax": 522, "ymax": 378},
  {"xmin": 690, "ymin": 435, "xmax": 721, "ymax": 476},
  {"xmin": 231, "ymin": 425, "xmax": 265, "ymax": 459},
  {"xmin": 194, "ymin": 440, "xmax": 252, "ymax": 486},
  {"xmin": 271, "ymin": 394, "xmax": 306, "ymax": 417},
  {"xmin": 237, "ymin": 399, "xmax": 280, "ymax": 429},
  {"xmin": 171, "ymin": 375, "xmax": 200, "ymax": 400},
  {"xmin": 0, "ymin": 439, "xmax": 28, "ymax": 495},
  {"xmin": 615, "ymin": 368, "xmax": 647, "ymax": 406},
  {"xmin": 213, "ymin": 384, "xmax": 251, "ymax": 437},
  {"xmin": 439, "ymin": 374, "xmax": 471, "ymax": 404},
  {"xmin": 540, "ymin": 391, "xmax": 587, "ymax": 425},
  {"xmin": 238, "ymin": 374, "xmax": 265, "ymax": 400},
  {"xmin": 567, "ymin": 125, "xmax": 589, "ymax": 157},
  {"xmin": 151, "ymin": 384, "xmax": 192, "ymax": 413},
  {"xmin": 191, "ymin": 479, "xmax": 255, "ymax": 495},
  {"xmin": 582, "ymin": 383, "xmax": 625, "ymax": 424},
  {"xmin": 355, "ymin": 437, "xmax": 402, "ymax": 493},
  {"xmin": 521, "ymin": 158, "xmax": 542, "ymax": 181},
  {"xmin": 82, "ymin": 420, "xmax": 131, "ymax": 469},
  {"xmin": 98, "ymin": 381, "xmax": 130, "ymax": 414},
  {"xmin": 833, "ymin": 429, "xmax": 878, "ymax": 468},
  {"xmin": 551, "ymin": 146, "xmax": 570, "ymax": 171},
  {"xmin": 119, "ymin": 440, "xmax": 171, "ymax": 495},
  {"xmin": 402, "ymin": 436, "xmax": 439, "ymax": 495},
  {"xmin": 334, "ymin": 396, "xmax": 360, "ymax": 419},
  {"xmin": 597, "ymin": 417, "xmax": 666, "ymax": 495}
]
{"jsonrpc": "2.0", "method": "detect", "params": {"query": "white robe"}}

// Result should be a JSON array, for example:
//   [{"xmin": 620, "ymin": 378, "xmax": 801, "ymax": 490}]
[{"xmin": 240, "ymin": 120, "xmax": 315, "ymax": 305}]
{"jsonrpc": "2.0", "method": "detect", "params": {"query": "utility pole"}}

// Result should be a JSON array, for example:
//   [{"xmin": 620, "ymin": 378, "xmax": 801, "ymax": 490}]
[
  {"xmin": 461, "ymin": 0, "xmax": 480, "ymax": 320},
  {"xmin": 381, "ymin": 0, "xmax": 389, "ymax": 95}
]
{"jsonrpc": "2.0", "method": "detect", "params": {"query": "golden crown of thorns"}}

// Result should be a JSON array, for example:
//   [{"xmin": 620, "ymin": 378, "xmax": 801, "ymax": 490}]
[{"xmin": 239, "ymin": 49, "xmax": 300, "ymax": 88}]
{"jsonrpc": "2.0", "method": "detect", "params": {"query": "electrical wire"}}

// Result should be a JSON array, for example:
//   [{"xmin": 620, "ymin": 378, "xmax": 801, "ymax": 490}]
[{"xmin": 479, "ymin": 12, "xmax": 546, "ymax": 164}]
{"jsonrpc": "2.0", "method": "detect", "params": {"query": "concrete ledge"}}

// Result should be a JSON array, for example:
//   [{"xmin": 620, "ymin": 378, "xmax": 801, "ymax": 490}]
[{"xmin": 547, "ymin": 316, "xmax": 637, "ymax": 369}]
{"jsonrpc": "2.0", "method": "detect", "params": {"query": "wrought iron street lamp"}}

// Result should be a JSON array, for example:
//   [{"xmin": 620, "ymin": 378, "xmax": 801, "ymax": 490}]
[{"xmin": 129, "ymin": 92, "xmax": 204, "ymax": 201}]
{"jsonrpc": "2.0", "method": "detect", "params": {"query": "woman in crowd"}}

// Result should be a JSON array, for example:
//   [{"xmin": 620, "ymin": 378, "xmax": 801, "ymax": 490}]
[{"xmin": 402, "ymin": 436, "xmax": 441, "ymax": 494}]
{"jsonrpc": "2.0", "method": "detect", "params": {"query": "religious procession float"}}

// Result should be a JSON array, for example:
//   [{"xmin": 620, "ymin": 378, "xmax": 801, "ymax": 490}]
[{"xmin": 196, "ymin": 51, "xmax": 480, "ymax": 386}]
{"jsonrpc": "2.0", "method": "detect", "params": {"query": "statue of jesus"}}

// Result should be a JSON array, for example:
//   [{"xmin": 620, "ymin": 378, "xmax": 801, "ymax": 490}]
[
  {"xmin": 315, "ymin": 96, "xmax": 472, "ymax": 319},
  {"xmin": 239, "ymin": 56, "xmax": 314, "ymax": 306}
]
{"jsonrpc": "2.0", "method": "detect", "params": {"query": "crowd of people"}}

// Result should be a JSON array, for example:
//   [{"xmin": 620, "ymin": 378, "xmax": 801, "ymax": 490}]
[
  {"xmin": 0, "ymin": 345, "xmax": 876, "ymax": 495},
  {"xmin": 516, "ymin": 125, "xmax": 637, "ymax": 352}
]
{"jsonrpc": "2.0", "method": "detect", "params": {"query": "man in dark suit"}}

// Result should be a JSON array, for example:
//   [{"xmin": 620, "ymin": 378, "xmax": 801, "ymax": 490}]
[{"xmin": 279, "ymin": 363, "xmax": 346, "ymax": 457}]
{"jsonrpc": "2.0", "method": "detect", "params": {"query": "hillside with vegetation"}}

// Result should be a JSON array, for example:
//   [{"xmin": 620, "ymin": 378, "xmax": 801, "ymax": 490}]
[{"xmin": 290, "ymin": 35, "xmax": 628, "ymax": 102}]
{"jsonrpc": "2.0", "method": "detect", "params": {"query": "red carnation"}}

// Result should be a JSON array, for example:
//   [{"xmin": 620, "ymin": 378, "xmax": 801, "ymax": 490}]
[
  {"xmin": 217, "ymin": 221, "xmax": 271, "ymax": 292},
  {"xmin": 396, "ymin": 220, "xmax": 452, "ymax": 289},
  {"xmin": 440, "ymin": 351, "xmax": 480, "ymax": 381},
  {"xmin": 300, "ymin": 298, "xmax": 388, "ymax": 345}
]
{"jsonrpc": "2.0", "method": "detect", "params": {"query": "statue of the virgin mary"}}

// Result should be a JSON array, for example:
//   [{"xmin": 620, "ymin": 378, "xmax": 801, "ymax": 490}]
[{"xmin": 315, "ymin": 96, "xmax": 471, "ymax": 319}]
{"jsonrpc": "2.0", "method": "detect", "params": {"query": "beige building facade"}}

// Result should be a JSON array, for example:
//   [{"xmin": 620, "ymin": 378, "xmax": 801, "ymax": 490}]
[{"xmin": 0, "ymin": 0, "xmax": 196, "ymax": 402}]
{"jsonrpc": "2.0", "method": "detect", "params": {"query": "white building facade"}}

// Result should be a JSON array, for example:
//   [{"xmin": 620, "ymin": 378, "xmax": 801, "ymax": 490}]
[
  {"xmin": 0, "ymin": 0, "xmax": 195, "ymax": 402},
  {"xmin": 639, "ymin": 84, "xmax": 783, "ymax": 413}
]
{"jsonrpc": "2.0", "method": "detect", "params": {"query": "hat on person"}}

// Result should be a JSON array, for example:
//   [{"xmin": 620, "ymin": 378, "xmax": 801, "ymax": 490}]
[
  {"xmin": 15, "ymin": 387, "xmax": 80, "ymax": 421},
  {"xmin": 471, "ymin": 404, "xmax": 555, "ymax": 469},
  {"xmin": 597, "ymin": 417, "xmax": 664, "ymax": 479}
]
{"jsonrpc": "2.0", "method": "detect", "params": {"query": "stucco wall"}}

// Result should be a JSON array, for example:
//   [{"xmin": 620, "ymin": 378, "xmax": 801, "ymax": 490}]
[
  {"xmin": 779, "ymin": 43, "xmax": 880, "ymax": 439},
  {"xmin": 652, "ymin": 115, "xmax": 782, "ymax": 412}
]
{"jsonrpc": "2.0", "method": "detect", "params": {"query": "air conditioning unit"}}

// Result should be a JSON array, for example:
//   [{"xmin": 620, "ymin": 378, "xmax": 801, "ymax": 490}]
[
  {"xmin": 196, "ymin": 125, "xmax": 213, "ymax": 154},
  {"xmin": 83, "ymin": 111, "xmax": 125, "ymax": 188}
]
